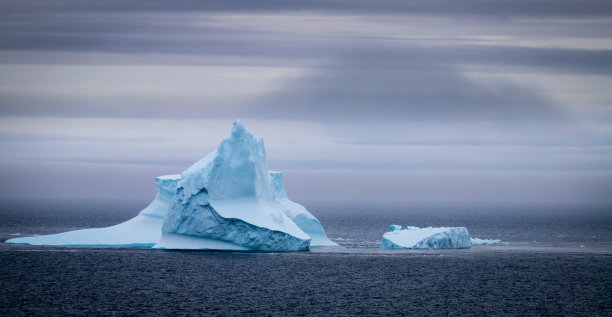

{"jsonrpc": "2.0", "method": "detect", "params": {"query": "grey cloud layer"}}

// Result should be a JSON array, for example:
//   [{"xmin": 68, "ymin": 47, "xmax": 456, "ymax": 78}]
[
  {"xmin": 0, "ymin": 46, "xmax": 574, "ymax": 137},
  {"xmin": 249, "ymin": 50, "xmax": 566, "ymax": 123},
  {"xmin": 0, "ymin": 2, "xmax": 610, "ymax": 147},
  {"xmin": 1, "ymin": 1, "xmax": 611, "ymax": 72},
  {"xmin": 0, "ymin": 1, "xmax": 611, "ymax": 203},
  {"xmin": 1, "ymin": 2, "xmax": 606, "ymax": 146}
]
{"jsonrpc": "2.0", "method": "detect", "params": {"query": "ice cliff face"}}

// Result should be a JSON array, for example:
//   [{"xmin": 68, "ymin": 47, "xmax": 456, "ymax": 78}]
[
  {"xmin": 269, "ymin": 172, "xmax": 337, "ymax": 247},
  {"xmin": 155, "ymin": 120, "xmax": 311, "ymax": 251},
  {"xmin": 136, "ymin": 175, "xmax": 181, "ymax": 219},
  {"xmin": 5, "ymin": 174, "xmax": 180, "ymax": 247},
  {"xmin": 381, "ymin": 225, "xmax": 472, "ymax": 249}
]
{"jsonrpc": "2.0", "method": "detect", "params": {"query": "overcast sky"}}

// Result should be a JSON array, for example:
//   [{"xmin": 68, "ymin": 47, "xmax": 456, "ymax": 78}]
[{"xmin": 0, "ymin": 0, "xmax": 611, "ymax": 204}]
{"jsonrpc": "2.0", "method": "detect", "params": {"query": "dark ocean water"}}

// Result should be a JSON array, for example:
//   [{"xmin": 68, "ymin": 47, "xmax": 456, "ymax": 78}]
[{"xmin": 1, "ymin": 199, "xmax": 611, "ymax": 316}]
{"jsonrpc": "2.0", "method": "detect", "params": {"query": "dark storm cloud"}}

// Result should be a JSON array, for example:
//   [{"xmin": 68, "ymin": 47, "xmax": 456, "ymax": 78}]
[
  {"xmin": 0, "ymin": 51, "xmax": 564, "ymax": 123},
  {"xmin": 422, "ymin": 46, "xmax": 612, "ymax": 75},
  {"xmin": 2, "ymin": 26, "xmax": 611, "ymax": 75},
  {"xmin": 2, "ymin": 0, "xmax": 612, "ymax": 17},
  {"xmin": 245, "ymin": 48, "xmax": 569, "ymax": 125}
]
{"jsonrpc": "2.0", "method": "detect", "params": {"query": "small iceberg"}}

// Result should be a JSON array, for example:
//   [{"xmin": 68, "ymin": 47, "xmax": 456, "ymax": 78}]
[{"xmin": 381, "ymin": 225, "xmax": 472, "ymax": 249}]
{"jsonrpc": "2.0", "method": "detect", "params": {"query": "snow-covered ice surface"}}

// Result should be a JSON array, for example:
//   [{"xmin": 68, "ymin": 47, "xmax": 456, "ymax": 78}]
[
  {"xmin": 156, "ymin": 119, "xmax": 311, "ymax": 251},
  {"xmin": 270, "ymin": 172, "xmax": 337, "ymax": 247},
  {"xmin": 5, "ymin": 175, "xmax": 180, "ymax": 247},
  {"xmin": 381, "ymin": 225, "xmax": 472, "ymax": 249},
  {"xmin": 471, "ymin": 237, "xmax": 503, "ymax": 245}
]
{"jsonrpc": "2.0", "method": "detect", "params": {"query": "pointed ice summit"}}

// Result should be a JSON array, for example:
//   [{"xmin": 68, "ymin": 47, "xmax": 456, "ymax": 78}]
[{"xmin": 7, "ymin": 119, "xmax": 336, "ymax": 251}]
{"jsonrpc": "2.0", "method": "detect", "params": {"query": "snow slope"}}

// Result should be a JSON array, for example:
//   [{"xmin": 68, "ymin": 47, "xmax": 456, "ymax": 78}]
[
  {"xmin": 6, "ymin": 175, "xmax": 180, "ymax": 247},
  {"xmin": 270, "ymin": 172, "xmax": 337, "ymax": 247}
]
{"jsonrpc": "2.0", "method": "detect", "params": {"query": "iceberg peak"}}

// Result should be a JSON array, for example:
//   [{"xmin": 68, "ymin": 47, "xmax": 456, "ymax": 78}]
[
  {"xmin": 231, "ymin": 118, "xmax": 246, "ymax": 135},
  {"xmin": 230, "ymin": 118, "xmax": 263, "ymax": 145},
  {"xmin": 210, "ymin": 118, "xmax": 272, "ymax": 201}
]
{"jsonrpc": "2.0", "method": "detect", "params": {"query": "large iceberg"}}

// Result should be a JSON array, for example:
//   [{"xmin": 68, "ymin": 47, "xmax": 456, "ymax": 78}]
[
  {"xmin": 381, "ymin": 225, "xmax": 472, "ymax": 249},
  {"xmin": 7, "ymin": 119, "xmax": 337, "ymax": 252},
  {"xmin": 6, "ymin": 175, "xmax": 180, "ymax": 247}
]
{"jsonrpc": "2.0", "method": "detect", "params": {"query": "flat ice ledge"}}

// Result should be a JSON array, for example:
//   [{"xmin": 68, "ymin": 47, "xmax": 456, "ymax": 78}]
[
  {"xmin": 5, "ymin": 215, "xmax": 163, "ymax": 247},
  {"xmin": 381, "ymin": 225, "xmax": 472, "ymax": 249},
  {"xmin": 5, "ymin": 174, "xmax": 180, "ymax": 247}
]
